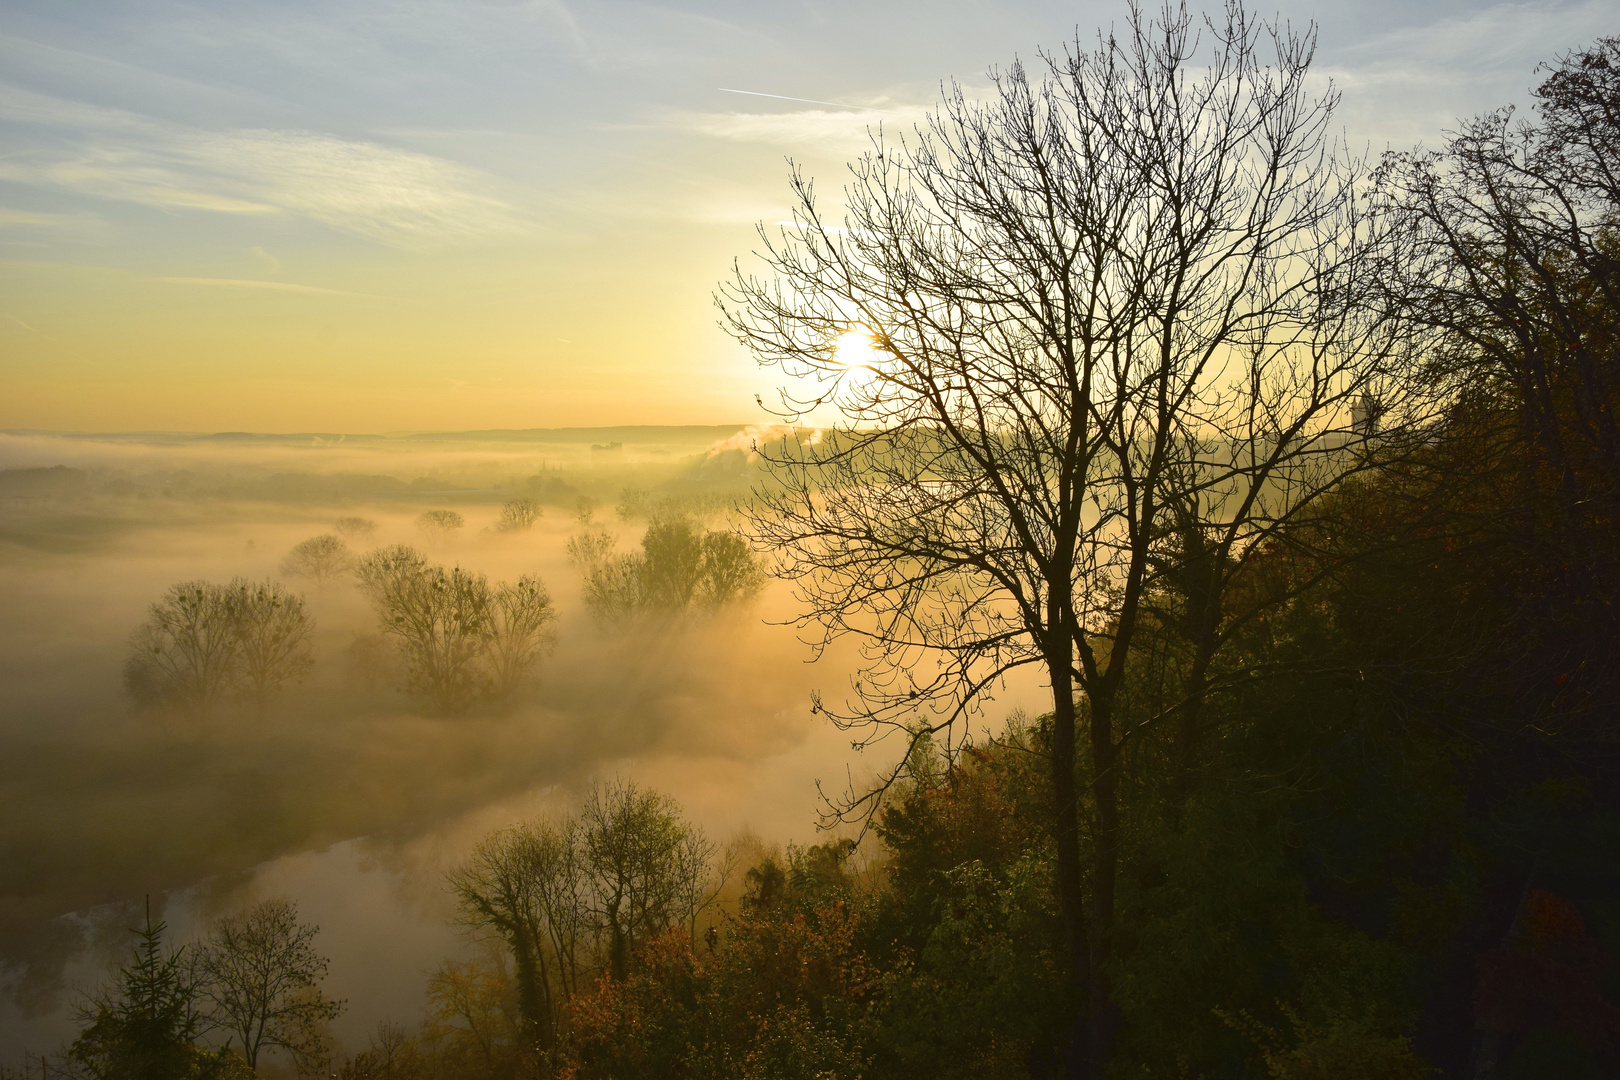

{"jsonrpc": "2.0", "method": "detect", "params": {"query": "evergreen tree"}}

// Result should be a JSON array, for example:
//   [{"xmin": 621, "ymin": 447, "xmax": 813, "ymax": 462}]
[{"xmin": 67, "ymin": 900, "xmax": 236, "ymax": 1080}]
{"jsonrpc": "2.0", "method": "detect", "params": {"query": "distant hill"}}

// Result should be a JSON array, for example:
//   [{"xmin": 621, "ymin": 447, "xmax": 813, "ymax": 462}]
[
  {"xmin": 399, "ymin": 426, "xmax": 750, "ymax": 444},
  {"xmin": 1, "ymin": 426, "xmax": 752, "ymax": 447}
]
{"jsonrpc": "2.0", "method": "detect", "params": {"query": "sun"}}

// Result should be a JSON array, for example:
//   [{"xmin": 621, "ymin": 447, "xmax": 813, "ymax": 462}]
[{"xmin": 832, "ymin": 327, "xmax": 883, "ymax": 371}]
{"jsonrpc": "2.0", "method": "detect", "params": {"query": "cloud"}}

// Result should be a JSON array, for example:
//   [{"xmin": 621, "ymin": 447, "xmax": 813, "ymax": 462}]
[
  {"xmin": 0, "ymin": 84, "xmax": 523, "ymax": 247},
  {"xmin": 669, "ymin": 105, "xmax": 924, "ymax": 154},
  {"xmin": 191, "ymin": 129, "xmax": 520, "ymax": 244},
  {"xmin": 1318, "ymin": 0, "xmax": 1620, "ymax": 145},
  {"xmin": 521, "ymin": 0, "xmax": 587, "ymax": 54},
  {"xmin": 148, "ymin": 276, "xmax": 396, "ymax": 300},
  {"xmin": 1333, "ymin": 1, "xmax": 1614, "ymax": 78},
  {"xmin": 0, "ymin": 207, "xmax": 104, "ymax": 240}
]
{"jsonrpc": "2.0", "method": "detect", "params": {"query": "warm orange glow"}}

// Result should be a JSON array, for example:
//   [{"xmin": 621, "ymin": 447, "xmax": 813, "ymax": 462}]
[{"xmin": 832, "ymin": 328, "xmax": 883, "ymax": 371}]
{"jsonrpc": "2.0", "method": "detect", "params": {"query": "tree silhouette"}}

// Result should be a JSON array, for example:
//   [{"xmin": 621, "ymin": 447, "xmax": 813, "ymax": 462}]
[
  {"xmin": 225, "ymin": 579, "xmax": 314, "ymax": 701},
  {"xmin": 280, "ymin": 535, "xmax": 355, "ymax": 586},
  {"xmin": 357, "ymin": 545, "xmax": 555, "ymax": 709},
  {"xmin": 195, "ymin": 898, "xmax": 343, "ymax": 1071},
  {"xmin": 495, "ymin": 499, "xmax": 541, "ymax": 532},
  {"xmin": 719, "ymin": 3, "xmax": 1423, "ymax": 1069},
  {"xmin": 332, "ymin": 517, "xmax": 377, "ymax": 542},
  {"xmin": 417, "ymin": 510, "xmax": 465, "ymax": 547},
  {"xmin": 67, "ymin": 900, "xmax": 234, "ymax": 1080},
  {"xmin": 124, "ymin": 580, "xmax": 312, "ymax": 710}
]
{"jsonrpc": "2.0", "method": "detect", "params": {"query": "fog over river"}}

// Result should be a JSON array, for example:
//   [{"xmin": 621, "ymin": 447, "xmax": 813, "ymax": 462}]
[{"xmin": 0, "ymin": 429, "xmax": 1046, "ymax": 1062}]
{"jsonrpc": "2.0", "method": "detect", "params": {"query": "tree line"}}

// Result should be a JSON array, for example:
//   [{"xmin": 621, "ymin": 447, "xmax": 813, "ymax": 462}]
[
  {"xmin": 122, "ymin": 503, "xmax": 763, "ymax": 714},
  {"xmin": 37, "ymin": 781, "xmax": 727, "ymax": 1080}
]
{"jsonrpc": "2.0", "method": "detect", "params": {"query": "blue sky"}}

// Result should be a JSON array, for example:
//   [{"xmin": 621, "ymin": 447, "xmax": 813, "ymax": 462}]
[{"xmin": 0, "ymin": 0, "xmax": 1612, "ymax": 430}]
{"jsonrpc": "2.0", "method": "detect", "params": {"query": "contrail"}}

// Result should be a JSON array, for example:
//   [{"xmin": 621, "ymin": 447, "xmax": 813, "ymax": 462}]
[{"xmin": 718, "ymin": 88, "xmax": 873, "ymax": 111}]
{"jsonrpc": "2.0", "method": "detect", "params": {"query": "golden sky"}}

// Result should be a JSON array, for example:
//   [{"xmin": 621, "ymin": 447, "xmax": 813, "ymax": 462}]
[{"xmin": 0, "ymin": 0, "xmax": 1611, "ymax": 432}]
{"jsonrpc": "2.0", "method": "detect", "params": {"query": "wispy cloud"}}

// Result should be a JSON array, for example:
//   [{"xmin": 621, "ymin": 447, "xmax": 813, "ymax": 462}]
[
  {"xmin": 1320, "ymin": 0, "xmax": 1620, "ymax": 144},
  {"xmin": 668, "ymin": 104, "xmax": 928, "ymax": 154},
  {"xmin": 522, "ymin": 0, "xmax": 587, "ymax": 54},
  {"xmin": 717, "ymin": 88, "xmax": 875, "ymax": 111},
  {"xmin": 1332, "ymin": 0, "xmax": 1614, "ymax": 79},
  {"xmin": 0, "ymin": 84, "xmax": 523, "ymax": 247},
  {"xmin": 149, "ymin": 276, "xmax": 396, "ymax": 299},
  {"xmin": 0, "ymin": 206, "xmax": 97, "ymax": 228},
  {"xmin": 0, "ymin": 205, "xmax": 107, "ymax": 244}
]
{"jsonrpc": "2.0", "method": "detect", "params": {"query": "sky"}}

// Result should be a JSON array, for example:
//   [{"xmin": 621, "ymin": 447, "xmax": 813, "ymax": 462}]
[{"xmin": 0, "ymin": 0, "xmax": 1613, "ymax": 433}]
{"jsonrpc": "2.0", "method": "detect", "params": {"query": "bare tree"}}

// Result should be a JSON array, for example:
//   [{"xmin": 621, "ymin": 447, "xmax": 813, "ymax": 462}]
[
  {"xmin": 355, "ymin": 544, "xmax": 430, "ymax": 598},
  {"xmin": 422, "ymin": 950, "xmax": 520, "ymax": 1079},
  {"xmin": 335, "ymin": 1021, "xmax": 421, "ymax": 1080},
  {"xmin": 280, "ymin": 535, "xmax": 355, "ymax": 586},
  {"xmin": 614, "ymin": 489, "xmax": 650, "ymax": 522},
  {"xmin": 124, "ymin": 583, "xmax": 241, "ymax": 712},
  {"xmin": 697, "ymin": 530, "xmax": 766, "ymax": 608},
  {"xmin": 358, "ymin": 545, "xmax": 482, "ymax": 709},
  {"xmin": 371, "ymin": 560, "xmax": 492, "ymax": 712},
  {"xmin": 581, "ymin": 517, "xmax": 765, "ymax": 624},
  {"xmin": 416, "ymin": 510, "xmax": 465, "ymax": 547},
  {"xmin": 719, "ymin": 2, "xmax": 1420, "ymax": 1070},
  {"xmin": 124, "ymin": 580, "xmax": 313, "ymax": 710},
  {"xmin": 1373, "ymin": 36, "xmax": 1620, "ymax": 515},
  {"xmin": 485, "ymin": 577, "xmax": 557, "ymax": 698},
  {"xmin": 494, "ymin": 499, "xmax": 541, "ymax": 533},
  {"xmin": 637, "ymin": 515, "xmax": 705, "ymax": 608},
  {"xmin": 564, "ymin": 527, "xmax": 616, "ymax": 570},
  {"xmin": 224, "ymin": 579, "xmax": 314, "ymax": 701},
  {"xmin": 332, "ymin": 517, "xmax": 377, "ymax": 542},
  {"xmin": 357, "ymin": 546, "xmax": 555, "ymax": 709},
  {"xmin": 674, "ymin": 827, "xmax": 729, "ymax": 942},
  {"xmin": 196, "ymin": 899, "xmax": 343, "ymax": 1072},
  {"xmin": 580, "ymin": 556, "xmax": 643, "ymax": 625}
]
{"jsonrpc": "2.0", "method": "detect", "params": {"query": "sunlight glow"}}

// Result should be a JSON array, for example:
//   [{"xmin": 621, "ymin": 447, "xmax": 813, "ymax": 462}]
[{"xmin": 832, "ymin": 327, "xmax": 883, "ymax": 371}]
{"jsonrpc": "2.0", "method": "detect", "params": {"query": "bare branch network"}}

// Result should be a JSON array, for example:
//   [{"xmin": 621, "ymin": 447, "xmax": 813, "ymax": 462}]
[{"xmin": 722, "ymin": 1, "xmax": 1432, "ymax": 818}]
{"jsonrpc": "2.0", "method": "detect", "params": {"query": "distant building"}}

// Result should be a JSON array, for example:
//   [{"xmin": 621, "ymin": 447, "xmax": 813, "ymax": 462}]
[{"xmin": 1351, "ymin": 393, "xmax": 1384, "ymax": 437}]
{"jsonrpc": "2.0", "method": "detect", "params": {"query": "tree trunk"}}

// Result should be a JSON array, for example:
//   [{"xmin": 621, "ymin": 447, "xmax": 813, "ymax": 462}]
[
  {"xmin": 1171, "ymin": 657, "xmax": 1213, "ymax": 811},
  {"xmin": 512, "ymin": 934, "xmax": 554, "ymax": 1052},
  {"xmin": 1087, "ymin": 691, "xmax": 1120, "ymax": 1075},
  {"xmin": 609, "ymin": 914, "xmax": 628, "ymax": 982},
  {"xmin": 1048, "ymin": 656, "xmax": 1091, "ymax": 1076}
]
